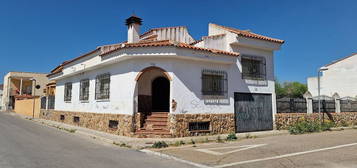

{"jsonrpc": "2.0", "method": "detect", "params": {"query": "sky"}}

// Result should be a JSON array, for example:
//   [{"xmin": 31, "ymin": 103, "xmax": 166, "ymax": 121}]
[{"xmin": 1, "ymin": 0, "xmax": 357, "ymax": 84}]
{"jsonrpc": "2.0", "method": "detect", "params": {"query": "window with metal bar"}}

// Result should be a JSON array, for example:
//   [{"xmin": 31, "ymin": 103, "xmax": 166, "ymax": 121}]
[
  {"xmin": 79, "ymin": 79, "xmax": 90, "ymax": 101},
  {"xmin": 189, "ymin": 122, "xmax": 210, "ymax": 131},
  {"xmin": 201, "ymin": 70, "xmax": 227, "ymax": 96},
  {"xmin": 95, "ymin": 73, "xmax": 110, "ymax": 100},
  {"xmin": 64, "ymin": 82, "xmax": 72, "ymax": 102},
  {"xmin": 241, "ymin": 55, "xmax": 266, "ymax": 80}
]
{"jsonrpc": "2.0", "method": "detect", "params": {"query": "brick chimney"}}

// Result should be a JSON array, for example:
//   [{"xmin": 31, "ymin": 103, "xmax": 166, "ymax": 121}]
[{"xmin": 125, "ymin": 15, "xmax": 142, "ymax": 43}]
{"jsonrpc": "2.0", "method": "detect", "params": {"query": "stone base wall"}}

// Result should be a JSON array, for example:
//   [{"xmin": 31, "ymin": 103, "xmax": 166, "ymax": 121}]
[
  {"xmin": 40, "ymin": 110, "xmax": 133, "ymax": 136},
  {"xmin": 276, "ymin": 112, "xmax": 357, "ymax": 130},
  {"xmin": 169, "ymin": 113, "xmax": 235, "ymax": 137},
  {"xmin": 40, "ymin": 110, "xmax": 236, "ymax": 138}
]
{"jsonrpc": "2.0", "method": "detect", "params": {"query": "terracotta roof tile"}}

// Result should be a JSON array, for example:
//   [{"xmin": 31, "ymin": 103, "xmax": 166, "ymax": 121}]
[
  {"xmin": 189, "ymin": 39, "xmax": 203, "ymax": 45},
  {"xmin": 212, "ymin": 24, "xmax": 284, "ymax": 44},
  {"xmin": 100, "ymin": 40, "xmax": 239, "ymax": 57}
]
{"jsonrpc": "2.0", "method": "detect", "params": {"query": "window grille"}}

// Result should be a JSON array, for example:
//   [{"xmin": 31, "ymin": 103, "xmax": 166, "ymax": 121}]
[
  {"xmin": 79, "ymin": 79, "xmax": 90, "ymax": 101},
  {"xmin": 95, "ymin": 73, "xmax": 110, "ymax": 100},
  {"xmin": 47, "ymin": 95, "xmax": 55, "ymax": 109},
  {"xmin": 108, "ymin": 120, "xmax": 119, "ymax": 129},
  {"xmin": 40, "ymin": 97, "xmax": 47, "ymax": 109},
  {"xmin": 73, "ymin": 116, "xmax": 80, "ymax": 123},
  {"xmin": 201, "ymin": 70, "xmax": 227, "ymax": 96},
  {"xmin": 64, "ymin": 82, "xmax": 72, "ymax": 102},
  {"xmin": 189, "ymin": 122, "xmax": 210, "ymax": 131},
  {"xmin": 241, "ymin": 55, "xmax": 266, "ymax": 80}
]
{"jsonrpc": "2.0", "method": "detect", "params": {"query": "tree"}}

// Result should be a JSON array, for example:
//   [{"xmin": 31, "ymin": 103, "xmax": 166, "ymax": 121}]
[{"xmin": 275, "ymin": 81, "xmax": 307, "ymax": 98}]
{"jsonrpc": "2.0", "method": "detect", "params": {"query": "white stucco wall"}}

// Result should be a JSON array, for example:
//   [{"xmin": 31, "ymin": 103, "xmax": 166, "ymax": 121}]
[
  {"xmin": 52, "ymin": 23, "xmax": 281, "ymax": 117},
  {"xmin": 54, "ymin": 50, "xmax": 276, "ymax": 116},
  {"xmin": 307, "ymin": 54, "xmax": 357, "ymax": 98}
]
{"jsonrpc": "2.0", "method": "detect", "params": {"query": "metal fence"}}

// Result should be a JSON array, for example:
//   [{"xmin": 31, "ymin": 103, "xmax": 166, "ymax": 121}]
[
  {"xmin": 277, "ymin": 98, "xmax": 307, "ymax": 113},
  {"xmin": 312, "ymin": 100, "xmax": 335, "ymax": 113},
  {"xmin": 340, "ymin": 99, "xmax": 357, "ymax": 112}
]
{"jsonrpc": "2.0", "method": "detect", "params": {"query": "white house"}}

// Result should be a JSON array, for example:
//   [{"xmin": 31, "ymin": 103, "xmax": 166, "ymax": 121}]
[
  {"xmin": 307, "ymin": 53, "xmax": 357, "ymax": 98},
  {"xmin": 44, "ymin": 16, "xmax": 284, "ymax": 137}
]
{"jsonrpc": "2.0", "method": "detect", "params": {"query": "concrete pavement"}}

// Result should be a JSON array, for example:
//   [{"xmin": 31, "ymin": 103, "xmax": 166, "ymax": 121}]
[
  {"xmin": 0, "ymin": 112, "xmax": 193, "ymax": 168},
  {"xmin": 153, "ymin": 129, "xmax": 357, "ymax": 168}
]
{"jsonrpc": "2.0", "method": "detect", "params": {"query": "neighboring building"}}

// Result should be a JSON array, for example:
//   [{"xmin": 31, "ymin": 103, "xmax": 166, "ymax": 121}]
[
  {"xmin": 1, "ymin": 72, "xmax": 49, "ymax": 111},
  {"xmin": 44, "ymin": 16, "xmax": 284, "ymax": 137},
  {"xmin": 308, "ymin": 53, "xmax": 357, "ymax": 98},
  {"xmin": 0, "ymin": 84, "xmax": 3, "ymax": 110}
]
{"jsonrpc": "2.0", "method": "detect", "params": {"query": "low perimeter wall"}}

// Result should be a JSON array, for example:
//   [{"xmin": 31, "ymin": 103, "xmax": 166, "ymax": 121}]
[
  {"xmin": 40, "ymin": 110, "xmax": 235, "ymax": 138},
  {"xmin": 276, "ymin": 112, "xmax": 357, "ymax": 130},
  {"xmin": 40, "ymin": 110, "xmax": 133, "ymax": 136},
  {"xmin": 15, "ymin": 98, "xmax": 41, "ymax": 118}
]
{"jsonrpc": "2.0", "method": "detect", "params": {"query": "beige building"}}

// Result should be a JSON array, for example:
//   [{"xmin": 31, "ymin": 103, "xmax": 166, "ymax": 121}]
[{"xmin": 1, "ymin": 72, "xmax": 49, "ymax": 111}]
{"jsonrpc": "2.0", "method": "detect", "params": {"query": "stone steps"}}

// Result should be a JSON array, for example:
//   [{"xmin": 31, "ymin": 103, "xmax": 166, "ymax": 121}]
[{"xmin": 136, "ymin": 112, "xmax": 170, "ymax": 137}]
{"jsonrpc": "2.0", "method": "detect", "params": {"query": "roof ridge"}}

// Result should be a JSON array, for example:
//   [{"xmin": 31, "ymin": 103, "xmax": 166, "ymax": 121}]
[{"xmin": 210, "ymin": 23, "xmax": 284, "ymax": 43}]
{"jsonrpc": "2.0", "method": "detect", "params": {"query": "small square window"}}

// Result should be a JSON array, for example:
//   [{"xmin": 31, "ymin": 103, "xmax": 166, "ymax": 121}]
[
  {"xmin": 108, "ymin": 120, "xmax": 119, "ymax": 129},
  {"xmin": 73, "ymin": 116, "xmax": 80, "ymax": 123},
  {"xmin": 60, "ymin": 115, "xmax": 65, "ymax": 121},
  {"xmin": 189, "ymin": 122, "xmax": 210, "ymax": 132}
]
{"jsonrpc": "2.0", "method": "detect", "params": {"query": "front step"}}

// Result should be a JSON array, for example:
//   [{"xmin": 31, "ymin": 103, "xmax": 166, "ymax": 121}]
[{"xmin": 136, "ymin": 112, "xmax": 170, "ymax": 137}]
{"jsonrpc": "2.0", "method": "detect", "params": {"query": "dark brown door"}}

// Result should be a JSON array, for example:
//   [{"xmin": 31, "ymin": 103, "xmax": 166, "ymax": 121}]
[{"xmin": 152, "ymin": 77, "xmax": 170, "ymax": 112}]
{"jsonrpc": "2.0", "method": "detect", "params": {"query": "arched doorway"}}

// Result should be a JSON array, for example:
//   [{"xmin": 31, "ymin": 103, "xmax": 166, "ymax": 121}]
[
  {"xmin": 135, "ymin": 66, "xmax": 172, "ymax": 135},
  {"xmin": 152, "ymin": 77, "xmax": 170, "ymax": 112}
]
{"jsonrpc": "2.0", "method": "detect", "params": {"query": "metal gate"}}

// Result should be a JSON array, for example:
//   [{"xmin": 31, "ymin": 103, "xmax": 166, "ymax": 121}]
[{"xmin": 234, "ymin": 93, "xmax": 273, "ymax": 133}]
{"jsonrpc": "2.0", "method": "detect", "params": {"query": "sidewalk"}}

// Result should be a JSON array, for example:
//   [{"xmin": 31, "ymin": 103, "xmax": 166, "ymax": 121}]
[{"xmin": 4, "ymin": 111, "xmax": 289, "ymax": 149}]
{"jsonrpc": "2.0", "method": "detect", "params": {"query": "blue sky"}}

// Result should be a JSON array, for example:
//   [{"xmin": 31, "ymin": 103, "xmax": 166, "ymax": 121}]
[{"xmin": 1, "ymin": 0, "xmax": 356, "ymax": 84}]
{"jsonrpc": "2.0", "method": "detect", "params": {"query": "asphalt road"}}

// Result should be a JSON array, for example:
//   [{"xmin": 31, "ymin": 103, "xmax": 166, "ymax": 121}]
[
  {"xmin": 0, "ymin": 112, "xmax": 193, "ymax": 168},
  {"xmin": 158, "ymin": 128, "xmax": 357, "ymax": 168}
]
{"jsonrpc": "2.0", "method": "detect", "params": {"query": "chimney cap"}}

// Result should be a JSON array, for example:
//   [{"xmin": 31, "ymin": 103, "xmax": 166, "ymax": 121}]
[{"xmin": 125, "ymin": 15, "xmax": 142, "ymax": 26}]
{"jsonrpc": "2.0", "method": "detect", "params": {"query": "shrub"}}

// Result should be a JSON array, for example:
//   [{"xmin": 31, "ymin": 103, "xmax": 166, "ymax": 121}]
[
  {"xmin": 227, "ymin": 133, "xmax": 238, "ymax": 141},
  {"xmin": 288, "ymin": 119, "xmax": 336, "ymax": 134},
  {"xmin": 288, "ymin": 120, "xmax": 321, "ymax": 134},
  {"xmin": 152, "ymin": 141, "xmax": 168, "ymax": 148},
  {"xmin": 321, "ymin": 120, "xmax": 335, "ymax": 131}
]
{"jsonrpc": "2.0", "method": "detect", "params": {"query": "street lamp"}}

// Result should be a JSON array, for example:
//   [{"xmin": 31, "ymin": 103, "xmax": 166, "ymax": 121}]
[{"xmin": 318, "ymin": 66, "xmax": 328, "ymax": 122}]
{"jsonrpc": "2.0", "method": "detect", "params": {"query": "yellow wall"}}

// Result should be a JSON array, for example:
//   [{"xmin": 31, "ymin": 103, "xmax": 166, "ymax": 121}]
[{"xmin": 14, "ymin": 97, "xmax": 40, "ymax": 118}]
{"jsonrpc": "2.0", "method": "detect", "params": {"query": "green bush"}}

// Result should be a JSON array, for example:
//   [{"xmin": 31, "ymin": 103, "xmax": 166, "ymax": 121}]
[
  {"xmin": 227, "ymin": 133, "xmax": 238, "ymax": 141},
  {"xmin": 321, "ymin": 120, "xmax": 335, "ymax": 131},
  {"xmin": 288, "ymin": 119, "xmax": 335, "ymax": 134},
  {"xmin": 152, "ymin": 141, "xmax": 168, "ymax": 148}
]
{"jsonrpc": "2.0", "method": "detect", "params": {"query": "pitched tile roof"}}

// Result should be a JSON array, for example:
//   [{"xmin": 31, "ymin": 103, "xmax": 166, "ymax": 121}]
[
  {"xmin": 100, "ymin": 40, "xmax": 240, "ymax": 57},
  {"xmin": 211, "ymin": 23, "xmax": 284, "ymax": 44}
]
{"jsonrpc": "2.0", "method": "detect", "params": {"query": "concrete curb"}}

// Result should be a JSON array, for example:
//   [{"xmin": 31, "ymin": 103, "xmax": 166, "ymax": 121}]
[{"xmin": 140, "ymin": 149, "xmax": 212, "ymax": 168}]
